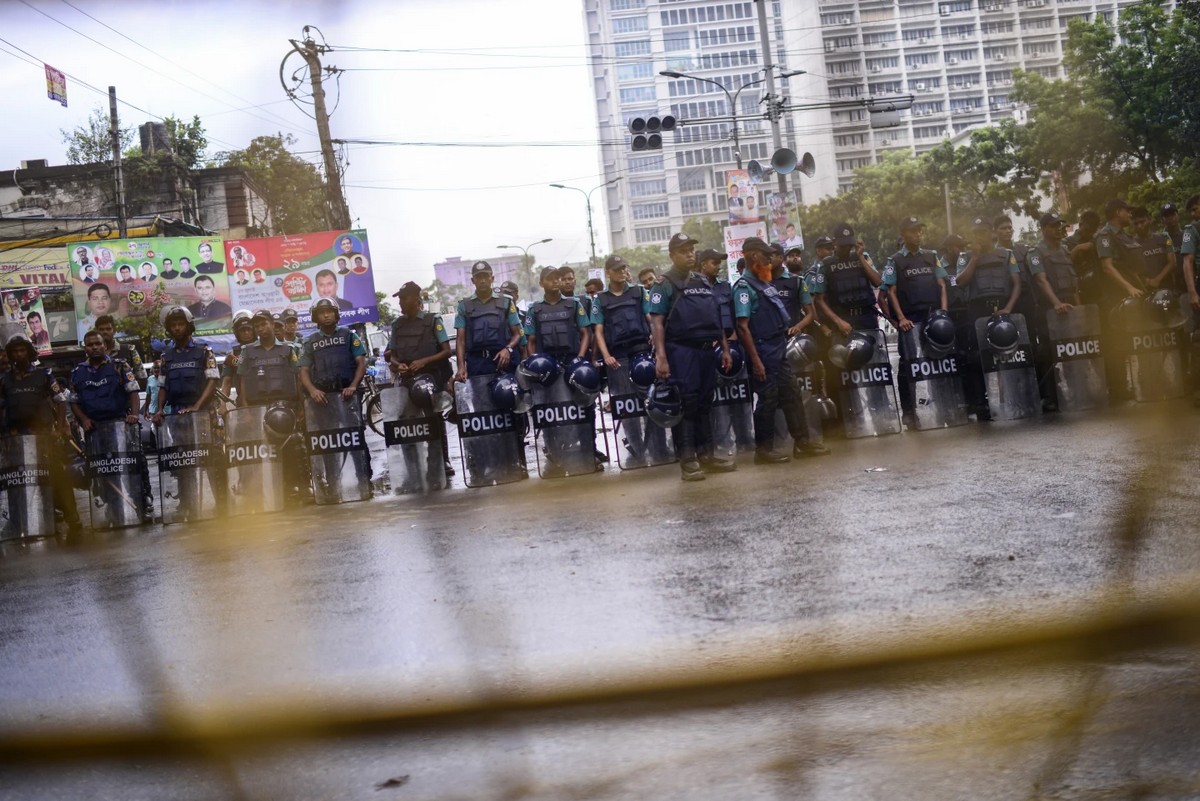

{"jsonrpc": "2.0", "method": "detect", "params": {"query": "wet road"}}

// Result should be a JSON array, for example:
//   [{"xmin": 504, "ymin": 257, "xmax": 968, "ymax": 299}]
[{"xmin": 2, "ymin": 400, "xmax": 1199, "ymax": 800}]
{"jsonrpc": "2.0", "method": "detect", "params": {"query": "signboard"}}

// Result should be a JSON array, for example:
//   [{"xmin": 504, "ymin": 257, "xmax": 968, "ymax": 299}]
[
  {"xmin": 723, "ymin": 221, "xmax": 768, "ymax": 279},
  {"xmin": 45, "ymin": 64, "xmax": 67, "ymax": 107},
  {"xmin": 0, "ymin": 246, "xmax": 76, "ymax": 349},
  {"xmin": 225, "ymin": 229, "xmax": 378, "ymax": 336},
  {"xmin": 727, "ymin": 169, "xmax": 759, "ymax": 224},
  {"xmin": 767, "ymin": 191, "xmax": 803, "ymax": 251},
  {"xmin": 66, "ymin": 236, "xmax": 233, "ymax": 341}
]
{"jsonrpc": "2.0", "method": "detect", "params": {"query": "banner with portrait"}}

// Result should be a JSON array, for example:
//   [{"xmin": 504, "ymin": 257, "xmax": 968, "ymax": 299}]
[
  {"xmin": 767, "ymin": 191, "xmax": 803, "ymax": 251},
  {"xmin": 225, "ymin": 229, "xmax": 378, "ymax": 337},
  {"xmin": 722, "ymin": 221, "xmax": 769, "ymax": 282},
  {"xmin": 726, "ymin": 169, "xmax": 759, "ymax": 224},
  {"xmin": 66, "ymin": 236, "xmax": 233, "ymax": 342},
  {"xmin": 0, "ymin": 246, "xmax": 77, "ymax": 349}
]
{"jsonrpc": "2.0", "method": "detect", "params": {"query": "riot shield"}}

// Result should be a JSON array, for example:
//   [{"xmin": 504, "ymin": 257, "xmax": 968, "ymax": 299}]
[
  {"xmin": 456, "ymin": 374, "xmax": 525, "ymax": 488},
  {"xmin": 304, "ymin": 392, "xmax": 372, "ymax": 505},
  {"xmin": 975, "ymin": 313, "xmax": 1041, "ymax": 421},
  {"xmin": 709, "ymin": 370, "xmax": 754, "ymax": 460},
  {"xmin": 225, "ymin": 405, "xmax": 286, "ymax": 516},
  {"xmin": 1124, "ymin": 301, "xmax": 1186, "ymax": 403},
  {"xmin": 158, "ymin": 413, "xmax": 223, "ymax": 524},
  {"xmin": 382, "ymin": 383, "xmax": 448, "ymax": 495},
  {"xmin": 897, "ymin": 327, "xmax": 969, "ymax": 430},
  {"xmin": 837, "ymin": 329, "xmax": 902, "ymax": 439},
  {"xmin": 1045, "ymin": 305, "xmax": 1107, "ymax": 413},
  {"xmin": 85, "ymin": 419, "xmax": 148, "ymax": 529},
  {"xmin": 0, "ymin": 434, "xmax": 55, "ymax": 540},
  {"xmin": 794, "ymin": 364, "xmax": 827, "ymax": 446},
  {"xmin": 530, "ymin": 375, "xmax": 598, "ymax": 479},
  {"xmin": 605, "ymin": 358, "xmax": 675, "ymax": 470}
]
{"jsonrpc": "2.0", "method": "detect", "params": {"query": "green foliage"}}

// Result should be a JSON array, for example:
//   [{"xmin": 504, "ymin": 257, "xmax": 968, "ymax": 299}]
[
  {"xmin": 375, "ymin": 291, "xmax": 397, "ymax": 326},
  {"xmin": 61, "ymin": 107, "xmax": 132, "ymax": 165},
  {"xmin": 423, "ymin": 279, "xmax": 467, "ymax": 312},
  {"xmin": 606, "ymin": 245, "xmax": 666, "ymax": 273},
  {"xmin": 681, "ymin": 216, "xmax": 724, "ymax": 251},
  {"xmin": 217, "ymin": 134, "xmax": 331, "ymax": 235},
  {"xmin": 114, "ymin": 284, "xmax": 172, "ymax": 357}
]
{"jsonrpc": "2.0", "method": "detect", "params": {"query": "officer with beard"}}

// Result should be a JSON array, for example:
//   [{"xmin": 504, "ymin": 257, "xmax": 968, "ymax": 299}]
[
  {"xmin": 734, "ymin": 237, "xmax": 805, "ymax": 464},
  {"xmin": 388, "ymin": 281, "xmax": 454, "ymax": 475},
  {"xmin": 648, "ymin": 232, "xmax": 734, "ymax": 480},
  {"xmin": 954, "ymin": 217, "xmax": 1020, "ymax": 419}
]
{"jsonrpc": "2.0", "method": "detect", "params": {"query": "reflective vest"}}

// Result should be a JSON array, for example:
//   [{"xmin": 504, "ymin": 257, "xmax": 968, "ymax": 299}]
[
  {"xmin": 891, "ymin": 249, "xmax": 940, "ymax": 314},
  {"xmin": 596, "ymin": 287, "xmax": 649, "ymax": 351},
  {"xmin": 462, "ymin": 296, "xmax": 510, "ymax": 353},
  {"xmin": 770, "ymin": 273, "xmax": 805, "ymax": 326},
  {"xmin": 968, "ymin": 248, "xmax": 1014, "ymax": 302},
  {"xmin": 161, "ymin": 340, "xmax": 208, "ymax": 407},
  {"xmin": 821, "ymin": 255, "xmax": 876, "ymax": 312},
  {"xmin": 307, "ymin": 327, "xmax": 357, "ymax": 392},
  {"xmin": 664, "ymin": 270, "xmax": 721, "ymax": 342},
  {"xmin": 740, "ymin": 274, "xmax": 789, "ymax": 344},
  {"xmin": 0, "ymin": 369, "xmax": 55, "ymax": 433},
  {"xmin": 71, "ymin": 359, "xmax": 129, "ymax": 422},
  {"xmin": 530, "ymin": 297, "xmax": 581, "ymax": 357},
  {"xmin": 1034, "ymin": 242, "xmax": 1077, "ymax": 301},
  {"xmin": 240, "ymin": 344, "xmax": 297, "ymax": 405}
]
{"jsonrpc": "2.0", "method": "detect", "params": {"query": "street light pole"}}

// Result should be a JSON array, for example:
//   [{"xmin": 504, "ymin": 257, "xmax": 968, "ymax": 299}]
[
  {"xmin": 497, "ymin": 238, "xmax": 552, "ymax": 292},
  {"xmin": 550, "ymin": 179, "xmax": 619, "ymax": 268}
]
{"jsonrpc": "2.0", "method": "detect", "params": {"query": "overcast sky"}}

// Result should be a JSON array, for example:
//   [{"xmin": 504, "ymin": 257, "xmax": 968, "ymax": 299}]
[{"xmin": 0, "ymin": 0, "xmax": 604, "ymax": 296}]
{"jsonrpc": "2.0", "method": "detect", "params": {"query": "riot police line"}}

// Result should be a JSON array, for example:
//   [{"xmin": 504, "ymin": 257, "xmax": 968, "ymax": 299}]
[{"xmin": 3, "ymin": 204, "xmax": 1198, "ymax": 540}]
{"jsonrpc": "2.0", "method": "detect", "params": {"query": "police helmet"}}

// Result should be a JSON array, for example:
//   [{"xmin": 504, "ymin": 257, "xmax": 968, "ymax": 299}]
[
  {"xmin": 830, "ymin": 331, "xmax": 874, "ymax": 370},
  {"xmin": 310, "ymin": 296, "xmax": 340, "ymax": 322},
  {"xmin": 516, "ymin": 353, "xmax": 560, "ymax": 389},
  {"xmin": 1108, "ymin": 296, "xmax": 1144, "ymax": 333},
  {"xmin": 232, "ymin": 308, "xmax": 254, "ymax": 325},
  {"xmin": 923, "ymin": 309, "xmax": 957, "ymax": 353},
  {"xmin": 161, "ymin": 304, "xmax": 195, "ymax": 334},
  {"xmin": 785, "ymin": 333, "xmax": 819, "ymax": 370},
  {"xmin": 644, "ymin": 380, "xmax": 684, "ymax": 428},
  {"xmin": 4, "ymin": 335, "xmax": 35, "ymax": 360},
  {"xmin": 715, "ymin": 341, "xmax": 745, "ymax": 381},
  {"xmin": 1146, "ymin": 289, "xmax": 1183, "ymax": 327},
  {"xmin": 985, "ymin": 314, "xmax": 1020, "ymax": 353},
  {"xmin": 262, "ymin": 401, "xmax": 297, "ymax": 445},
  {"xmin": 565, "ymin": 358, "xmax": 602, "ymax": 401},
  {"xmin": 409, "ymin": 374, "xmax": 453, "ymax": 413},
  {"xmin": 489, "ymin": 373, "xmax": 532, "ymax": 414},
  {"xmin": 251, "ymin": 308, "xmax": 274, "ymax": 325},
  {"xmin": 629, "ymin": 352, "xmax": 657, "ymax": 390},
  {"xmin": 817, "ymin": 393, "xmax": 838, "ymax": 422}
]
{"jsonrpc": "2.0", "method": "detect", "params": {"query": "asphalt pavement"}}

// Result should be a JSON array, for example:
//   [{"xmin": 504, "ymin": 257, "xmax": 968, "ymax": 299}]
[{"xmin": 1, "ymin": 398, "xmax": 1199, "ymax": 800}]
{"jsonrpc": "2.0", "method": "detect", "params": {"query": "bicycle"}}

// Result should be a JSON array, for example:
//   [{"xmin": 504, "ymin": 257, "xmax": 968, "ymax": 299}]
[{"xmin": 359, "ymin": 373, "xmax": 386, "ymax": 437}]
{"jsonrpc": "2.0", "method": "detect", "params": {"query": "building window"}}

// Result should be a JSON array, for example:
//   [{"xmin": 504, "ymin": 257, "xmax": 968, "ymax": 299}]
[
  {"xmin": 634, "ymin": 226, "xmax": 671, "ymax": 244},
  {"xmin": 620, "ymin": 86, "xmax": 657, "ymax": 104},
  {"xmin": 612, "ymin": 15, "xmax": 649, "ymax": 34},
  {"xmin": 678, "ymin": 171, "xmax": 706, "ymax": 191},
  {"xmin": 609, "ymin": 0, "xmax": 645, "ymax": 9},
  {"xmin": 632, "ymin": 202, "xmax": 669, "ymax": 220},
  {"xmin": 628, "ymin": 154, "xmax": 664, "ymax": 173},
  {"xmin": 664, "ymin": 31, "xmax": 691, "ymax": 52},
  {"xmin": 681, "ymin": 195, "xmax": 709, "ymax": 214},
  {"xmin": 629, "ymin": 179, "xmax": 667, "ymax": 197},
  {"xmin": 617, "ymin": 63, "xmax": 654, "ymax": 82},
  {"xmin": 614, "ymin": 40, "xmax": 651, "ymax": 57}
]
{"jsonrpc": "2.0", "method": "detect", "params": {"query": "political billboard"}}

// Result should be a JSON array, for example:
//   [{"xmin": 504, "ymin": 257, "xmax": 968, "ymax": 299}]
[
  {"xmin": 66, "ymin": 236, "xmax": 233, "ymax": 341},
  {"xmin": 225, "ymin": 229, "xmax": 378, "ymax": 335},
  {"xmin": 0, "ymin": 246, "xmax": 77, "ymax": 350}
]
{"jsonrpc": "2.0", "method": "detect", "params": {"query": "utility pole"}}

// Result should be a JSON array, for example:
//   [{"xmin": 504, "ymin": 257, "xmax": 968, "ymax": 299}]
[
  {"xmin": 755, "ymin": 1, "xmax": 788, "ymax": 198},
  {"xmin": 288, "ymin": 31, "xmax": 351, "ymax": 230},
  {"xmin": 109, "ymin": 86, "xmax": 127, "ymax": 238}
]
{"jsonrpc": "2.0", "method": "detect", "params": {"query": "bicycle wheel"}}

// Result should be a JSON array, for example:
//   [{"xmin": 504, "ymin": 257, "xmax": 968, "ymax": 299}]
[{"xmin": 365, "ymin": 394, "xmax": 385, "ymax": 437}]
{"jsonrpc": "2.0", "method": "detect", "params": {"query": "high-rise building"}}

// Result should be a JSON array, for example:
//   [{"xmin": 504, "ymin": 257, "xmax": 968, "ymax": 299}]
[{"xmin": 584, "ymin": 0, "xmax": 1140, "ymax": 251}]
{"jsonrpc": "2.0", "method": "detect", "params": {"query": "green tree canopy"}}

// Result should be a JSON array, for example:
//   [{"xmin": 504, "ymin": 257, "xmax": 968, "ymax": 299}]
[
  {"xmin": 681, "ymin": 216, "xmax": 724, "ymax": 252},
  {"xmin": 375, "ymin": 291, "xmax": 397, "ymax": 326},
  {"xmin": 217, "ymin": 134, "xmax": 331, "ymax": 235}
]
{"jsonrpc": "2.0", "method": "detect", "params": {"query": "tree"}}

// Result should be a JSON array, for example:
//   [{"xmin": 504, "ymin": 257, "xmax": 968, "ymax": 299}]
[
  {"xmin": 61, "ymin": 107, "xmax": 132, "ymax": 165},
  {"xmin": 217, "ymin": 134, "xmax": 331, "ymax": 235},
  {"xmin": 681, "ymin": 216, "xmax": 724, "ymax": 251},
  {"xmin": 114, "ymin": 284, "xmax": 172, "ymax": 358},
  {"xmin": 375, "ymin": 291, "xmax": 397, "ymax": 326},
  {"xmin": 605, "ymin": 245, "xmax": 666, "ymax": 274}
]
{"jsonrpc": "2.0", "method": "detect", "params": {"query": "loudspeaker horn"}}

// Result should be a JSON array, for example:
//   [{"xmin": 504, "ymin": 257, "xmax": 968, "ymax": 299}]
[
  {"xmin": 798, "ymin": 151, "xmax": 816, "ymax": 178},
  {"xmin": 747, "ymin": 159, "xmax": 765, "ymax": 183},
  {"xmin": 770, "ymin": 147, "xmax": 798, "ymax": 175}
]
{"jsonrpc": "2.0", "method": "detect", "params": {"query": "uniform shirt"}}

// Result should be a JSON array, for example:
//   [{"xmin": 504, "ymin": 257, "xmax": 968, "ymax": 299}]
[
  {"xmin": 298, "ymin": 327, "xmax": 369, "ymax": 368},
  {"xmin": 645, "ymin": 268, "xmax": 698, "ymax": 316},
  {"xmin": 590, "ymin": 285, "xmax": 651, "ymax": 324},
  {"xmin": 522, "ymin": 296, "xmax": 592, "ymax": 337},
  {"xmin": 953, "ymin": 249, "xmax": 1020, "ymax": 278},
  {"xmin": 1137, "ymin": 231, "xmax": 1174, "ymax": 280},
  {"xmin": 67, "ymin": 356, "xmax": 139, "ymax": 405},
  {"xmin": 236, "ymin": 343, "xmax": 300, "ymax": 376},
  {"xmin": 387, "ymin": 310, "xmax": 449, "ymax": 354},
  {"xmin": 1093, "ymin": 222, "xmax": 1144, "ymax": 285},
  {"xmin": 159, "ymin": 341, "xmax": 220, "ymax": 394},
  {"xmin": 110, "ymin": 342, "xmax": 148, "ymax": 382},
  {"xmin": 881, "ymin": 247, "xmax": 948, "ymax": 288},
  {"xmin": 453, "ymin": 293, "xmax": 521, "ymax": 332}
]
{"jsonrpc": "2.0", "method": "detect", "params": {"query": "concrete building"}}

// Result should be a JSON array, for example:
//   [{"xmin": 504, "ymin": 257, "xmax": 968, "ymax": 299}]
[
  {"xmin": 583, "ymin": 0, "xmax": 1139, "ymax": 249},
  {"xmin": 433, "ymin": 254, "xmax": 524, "ymax": 290}
]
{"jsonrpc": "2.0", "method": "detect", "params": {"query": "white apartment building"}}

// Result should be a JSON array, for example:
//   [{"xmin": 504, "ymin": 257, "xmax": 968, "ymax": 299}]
[{"xmin": 584, "ymin": 0, "xmax": 1140, "ymax": 251}]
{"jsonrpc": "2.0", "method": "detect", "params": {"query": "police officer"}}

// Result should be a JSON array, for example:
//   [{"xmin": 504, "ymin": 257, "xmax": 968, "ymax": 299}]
[
  {"xmin": 811, "ymin": 223, "xmax": 882, "ymax": 337},
  {"xmin": 784, "ymin": 246, "xmax": 805, "ymax": 278},
  {"xmin": 734, "ymin": 237, "xmax": 804, "ymax": 464},
  {"xmin": 0, "ymin": 336, "xmax": 82, "ymax": 534},
  {"xmin": 388, "ymin": 281, "xmax": 455, "ymax": 475},
  {"xmin": 696, "ymin": 249, "xmax": 735, "ymax": 339},
  {"xmin": 593, "ymin": 255, "xmax": 650, "ymax": 367},
  {"xmin": 526, "ymin": 266, "xmax": 592, "ymax": 361},
  {"xmin": 811, "ymin": 236, "xmax": 835, "ymax": 272},
  {"xmin": 648, "ymin": 232, "xmax": 734, "ymax": 481},
  {"xmin": 995, "ymin": 214, "xmax": 1038, "ymax": 326},
  {"xmin": 1066, "ymin": 210, "xmax": 1103, "ymax": 303},
  {"xmin": 883, "ymin": 216, "xmax": 949, "ymax": 425},
  {"xmin": 280, "ymin": 308, "xmax": 302, "ymax": 345},
  {"xmin": 1094, "ymin": 198, "xmax": 1146, "ymax": 402},
  {"xmin": 1131, "ymin": 205, "xmax": 1177, "ymax": 292},
  {"xmin": 93, "ymin": 314, "xmax": 148, "ymax": 391},
  {"xmin": 1161, "ymin": 202, "xmax": 1184, "ymax": 264},
  {"xmin": 499, "ymin": 281, "xmax": 527, "ymax": 332},
  {"xmin": 153, "ymin": 306, "xmax": 219, "ymax": 424},
  {"xmin": 454, "ymin": 260, "xmax": 523, "ymax": 382},
  {"xmin": 1027, "ymin": 212, "xmax": 1079, "ymax": 409},
  {"xmin": 954, "ymin": 217, "xmax": 1021, "ymax": 419},
  {"xmin": 221, "ymin": 310, "xmax": 258, "ymax": 406},
  {"xmin": 298, "ymin": 298, "xmax": 367, "ymax": 403}
]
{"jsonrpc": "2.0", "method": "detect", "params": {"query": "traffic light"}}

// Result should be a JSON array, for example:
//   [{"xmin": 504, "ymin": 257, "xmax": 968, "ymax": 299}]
[{"xmin": 629, "ymin": 115, "xmax": 676, "ymax": 151}]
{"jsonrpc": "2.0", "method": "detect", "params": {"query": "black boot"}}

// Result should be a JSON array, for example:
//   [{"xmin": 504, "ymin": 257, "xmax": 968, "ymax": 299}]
[{"xmin": 675, "ymin": 420, "xmax": 704, "ymax": 481}]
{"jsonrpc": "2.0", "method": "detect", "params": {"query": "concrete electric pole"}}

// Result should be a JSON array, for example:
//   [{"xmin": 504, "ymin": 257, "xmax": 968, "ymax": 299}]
[{"xmin": 109, "ymin": 86, "xmax": 127, "ymax": 238}]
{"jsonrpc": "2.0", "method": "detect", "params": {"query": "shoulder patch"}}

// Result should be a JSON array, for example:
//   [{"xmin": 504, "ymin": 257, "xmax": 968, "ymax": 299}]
[
  {"xmin": 650, "ymin": 292, "xmax": 663, "ymax": 305},
  {"xmin": 1100, "ymin": 237, "xmax": 1111, "ymax": 248},
  {"xmin": 738, "ymin": 291, "xmax": 750, "ymax": 305}
]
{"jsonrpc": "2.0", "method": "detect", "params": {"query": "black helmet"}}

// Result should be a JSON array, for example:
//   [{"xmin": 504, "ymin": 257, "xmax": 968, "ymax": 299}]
[
  {"xmin": 715, "ymin": 342, "xmax": 745, "ymax": 381},
  {"xmin": 1109, "ymin": 296, "xmax": 1144, "ymax": 333},
  {"xmin": 489, "ymin": 373, "xmax": 532, "ymax": 413},
  {"xmin": 409, "ymin": 374, "xmax": 452, "ymax": 413},
  {"xmin": 830, "ymin": 331, "xmax": 874, "ymax": 370},
  {"xmin": 310, "ymin": 297, "xmax": 340, "ymax": 322},
  {"xmin": 785, "ymin": 333, "xmax": 819, "ymax": 370},
  {"xmin": 1146, "ymin": 289, "xmax": 1183, "ymax": 327},
  {"xmin": 629, "ymin": 352, "xmax": 657, "ymax": 390},
  {"xmin": 263, "ymin": 401, "xmax": 297, "ymax": 445},
  {"xmin": 644, "ymin": 380, "xmax": 683, "ymax": 428},
  {"xmin": 4, "ymin": 334, "xmax": 35, "ymax": 360},
  {"xmin": 985, "ymin": 314, "xmax": 1020, "ymax": 352},
  {"xmin": 565, "ymin": 358, "xmax": 601, "ymax": 400},
  {"xmin": 923, "ymin": 309, "xmax": 957, "ymax": 353},
  {"xmin": 161, "ymin": 304, "xmax": 195, "ymax": 335},
  {"xmin": 516, "ymin": 353, "xmax": 560, "ymax": 389}
]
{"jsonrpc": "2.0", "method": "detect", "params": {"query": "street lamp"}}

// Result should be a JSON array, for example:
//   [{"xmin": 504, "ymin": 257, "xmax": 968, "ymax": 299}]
[
  {"xmin": 659, "ymin": 69, "xmax": 805, "ymax": 170},
  {"xmin": 497, "ymin": 238, "xmax": 552, "ymax": 290},
  {"xmin": 550, "ymin": 178, "xmax": 620, "ymax": 268}
]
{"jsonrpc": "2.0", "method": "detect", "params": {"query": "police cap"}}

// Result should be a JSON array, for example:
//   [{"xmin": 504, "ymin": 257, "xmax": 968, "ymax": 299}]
[
  {"xmin": 394, "ymin": 281, "xmax": 422, "ymax": 298},
  {"xmin": 470, "ymin": 260, "xmax": 493, "ymax": 276},
  {"xmin": 604, "ymin": 254, "xmax": 629, "ymax": 271},
  {"xmin": 741, "ymin": 237, "xmax": 772, "ymax": 255},
  {"xmin": 1039, "ymin": 212, "xmax": 1062, "ymax": 228},
  {"xmin": 1104, "ymin": 198, "xmax": 1131, "ymax": 218},
  {"xmin": 832, "ymin": 223, "xmax": 855, "ymax": 247},
  {"xmin": 1160, "ymin": 202, "xmax": 1178, "ymax": 218},
  {"xmin": 814, "ymin": 236, "xmax": 834, "ymax": 249},
  {"xmin": 668, "ymin": 232, "xmax": 698, "ymax": 253},
  {"xmin": 695, "ymin": 248, "xmax": 728, "ymax": 263},
  {"xmin": 900, "ymin": 216, "xmax": 924, "ymax": 231},
  {"xmin": 539, "ymin": 266, "xmax": 559, "ymax": 281},
  {"xmin": 279, "ymin": 308, "xmax": 298, "ymax": 321}
]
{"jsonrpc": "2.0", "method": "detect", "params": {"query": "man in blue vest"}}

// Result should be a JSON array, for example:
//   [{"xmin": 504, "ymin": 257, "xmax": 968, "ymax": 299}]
[
  {"xmin": 153, "ymin": 306, "xmax": 220, "ymax": 424},
  {"xmin": 525, "ymin": 266, "xmax": 592, "ymax": 362},
  {"xmin": 299, "ymin": 297, "xmax": 367, "ymax": 403},
  {"xmin": 387, "ymin": 281, "xmax": 454, "ymax": 475},
  {"xmin": 593, "ymin": 255, "xmax": 650, "ymax": 368},
  {"xmin": 454, "ymin": 260, "xmax": 524, "ymax": 382},
  {"xmin": 648, "ymin": 232, "xmax": 735, "ymax": 481}
]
